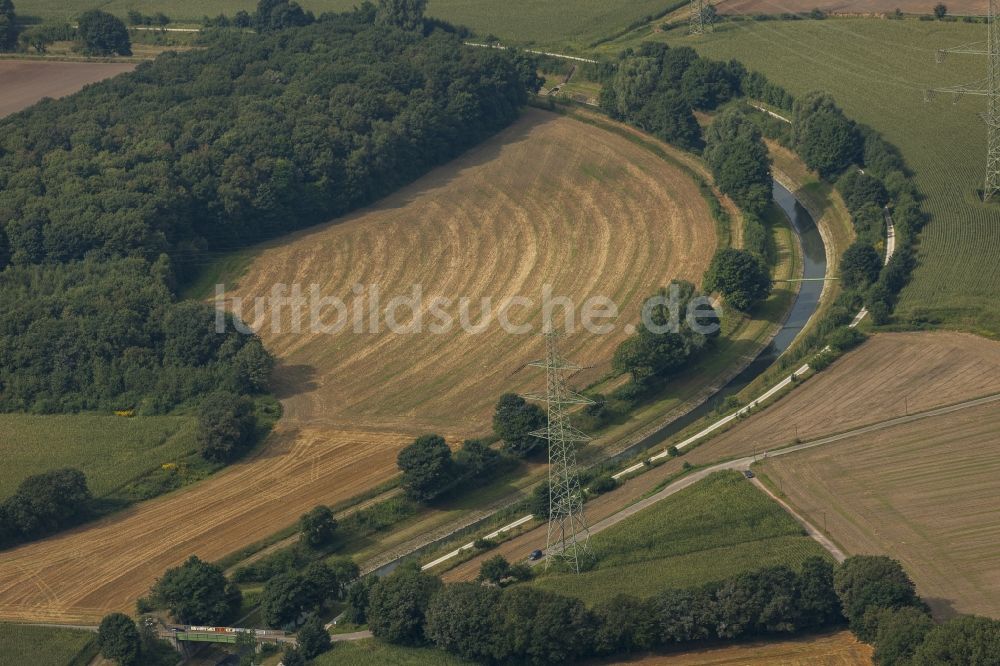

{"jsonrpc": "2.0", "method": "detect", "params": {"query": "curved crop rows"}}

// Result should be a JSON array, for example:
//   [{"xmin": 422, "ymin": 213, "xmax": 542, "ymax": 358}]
[{"xmin": 0, "ymin": 109, "xmax": 717, "ymax": 623}]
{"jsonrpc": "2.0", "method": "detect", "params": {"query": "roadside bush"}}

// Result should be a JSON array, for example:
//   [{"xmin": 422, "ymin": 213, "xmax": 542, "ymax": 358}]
[
  {"xmin": 98, "ymin": 613, "xmax": 141, "ymax": 666},
  {"xmin": 589, "ymin": 474, "xmax": 619, "ymax": 495},
  {"xmin": 151, "ymin": 555, "xmax": 241, "ymax": 625},
  {"xmin": 826, "ymin": 327, "xmax": 865, "ymax": 352},
  {"xmin": 368, "ymin": 565, "xmax": 443, "ymax": 645},
  {"xmin": 839, "ymin": 241, "xmax": 882, "ymax": 290}
]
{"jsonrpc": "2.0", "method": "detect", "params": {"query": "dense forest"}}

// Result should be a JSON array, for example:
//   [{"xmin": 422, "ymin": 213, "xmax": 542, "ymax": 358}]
[{"xmin": 0, "ymin": 4, "xmax": 539, "ymax": 413}]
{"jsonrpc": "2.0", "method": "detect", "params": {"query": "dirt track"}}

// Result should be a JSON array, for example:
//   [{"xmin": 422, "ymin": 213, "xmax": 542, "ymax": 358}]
[
  {"xmin": 0, "ymin": 110, "xmax": 716, "ymax": 623},
  {"xmin": 0, "ymin": 60, "xmax": 134, "ymax": 119},
  {"xmin": 447, "ymin": 331, "xmax": 1000, "ymax": 581},
  {"xmin": 761, "ymin": 400, "xmax": 1000, "ymax": 619}
]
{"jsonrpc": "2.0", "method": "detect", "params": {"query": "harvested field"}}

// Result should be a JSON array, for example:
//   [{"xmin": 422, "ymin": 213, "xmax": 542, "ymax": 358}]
[
  {"xmin": 684, "ymin": 331, "xmax": 1000, "ymax": 465},
  {"xmin": 234, "ymin": 107, "xmax": 715, "ymax": 438},
  {"xmin": 714, "ymin": 0, "xmax": 985, "ymax": 15},
  {"xmin": 0, "ymin": 109, "xmax": 716, "ymax": 624},
  {"xmin": 605, "ymin": 630, "xmax": 872, "ymax": 665},
  {"xmin": 0, "ymin": 60, "xmax": 134, "ymax": 118},
  {"xmin": 760, "ymin": 400, "xmax": 1000, "ymax": 619}
]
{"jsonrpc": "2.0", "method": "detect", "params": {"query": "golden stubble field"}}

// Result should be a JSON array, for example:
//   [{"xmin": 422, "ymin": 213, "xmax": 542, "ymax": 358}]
[
  {"xmin": 0, "ymin": 109, "xmax": 717, "ymax": 623},
  {"xmin": 760, "ymin": 401, "xmax": 1000, "ymax": 619},
  {"xmin": 607, "ymin": 630, "xmax": 872, "ymax": 665}
]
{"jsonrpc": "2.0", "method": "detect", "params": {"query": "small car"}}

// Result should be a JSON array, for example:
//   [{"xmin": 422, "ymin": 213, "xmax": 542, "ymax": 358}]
[
  {"xmin": 529, "ymin": 549, "xmax": 543, "ymax": 561},
  {"xmin": 743, "ymin": 470, "xmax": 755, "ymax": 479}
]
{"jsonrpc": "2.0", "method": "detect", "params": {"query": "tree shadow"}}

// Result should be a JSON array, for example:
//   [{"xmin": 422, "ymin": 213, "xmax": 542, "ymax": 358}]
[
  {"xmin": 925, "ymin": 596, "xmax": 960, "ymax": 621},
  {"xmin": 270, "ymin": 363, "xmax": 319, "ymax": 400}
]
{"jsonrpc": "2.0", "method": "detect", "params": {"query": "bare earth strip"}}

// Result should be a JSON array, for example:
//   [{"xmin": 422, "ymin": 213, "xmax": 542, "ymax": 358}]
[
  {"xmin": 0, "ymin": 60, "xmax": 135, "ymax": 118},
  {"xmin": 606, "ymin": 630, "xmax": 871, "ymax": 665},
  {"xmin": 0, "ymin": 109, "xmax": 716, "ymax": 624},
  {"xmin": 760, "ymin": 401, "xmax": 1000, "ymax": 619}
]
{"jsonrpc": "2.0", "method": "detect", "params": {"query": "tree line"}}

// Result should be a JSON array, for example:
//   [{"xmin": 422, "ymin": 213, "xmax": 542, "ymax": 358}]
[
  {"xmin": 593, "ymin": 41, "xmax": 924, "ymax": 351},
  {"xmin": 0, "ymin": 1, "xmax": 540, "ymax": 415},
  {"xmin": 337, "ymin": 551, "xmax": 1000, "ymax": 665}
]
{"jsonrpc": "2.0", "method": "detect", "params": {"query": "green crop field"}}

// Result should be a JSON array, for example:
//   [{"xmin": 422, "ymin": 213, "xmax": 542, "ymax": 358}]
[
  {"xmin": 532, "ymin": 471, "xmax": 830, "ymax": 606},
  {"xmin": 15, "ymin": 0, "xmax": 679, "ymax": 48},
  {"xmin": 0, "ymin": 623, "xmax": 95, "ymax": 665},
  {"xmin": 0, "ymin": 414, "xmax": 197, "ymax": 500},
  {"xmin": 613, "ymin": 18, "xmax": 1000, "ymax": 335},
  {"xmin": 311, "ymin": 639, "xmax": 471, "ymax": 665}
]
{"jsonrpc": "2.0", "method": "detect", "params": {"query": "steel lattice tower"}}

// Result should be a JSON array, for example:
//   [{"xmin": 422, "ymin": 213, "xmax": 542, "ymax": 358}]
[
  {"xmin": 987, "ymin": 0, "xmax": 1000, "ymax": 199},
  {"xmin": 927, "ymin": 0, "xmax": 1000, "ymax": 200},
  {"xmin": 690, "ymin": 0, "xmax": 711, "ymax": 35},
  {"xmin": 527, "ymin": 331, "xmax": 593, "ymax": 572}
]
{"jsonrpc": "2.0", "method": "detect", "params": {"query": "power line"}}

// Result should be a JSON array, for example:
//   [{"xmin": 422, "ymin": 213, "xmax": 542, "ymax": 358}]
[
  {"xmin": 526, "ymin": 330, "xmax": 592, "ymax": 573},
  {"xmin": 927, "ymin": 0, "xmax": 1000, "ymax": 201},
  {"xmin": 690, "ymin": 0, "xmax": 713, "ymax": 36}
]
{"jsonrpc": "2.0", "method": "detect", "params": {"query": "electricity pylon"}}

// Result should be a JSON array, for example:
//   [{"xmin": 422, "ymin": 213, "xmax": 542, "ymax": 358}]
[
  {"xmin": 527, "ymin": 330, "xmax": 593, "ymax": 573},
  {"xmin": 927, "ymin": 0, "xmax": 1000, "ymax": 200},
  {"xmin": 690, "ymin": 0, "xmax": 713, "ymax": 35}
]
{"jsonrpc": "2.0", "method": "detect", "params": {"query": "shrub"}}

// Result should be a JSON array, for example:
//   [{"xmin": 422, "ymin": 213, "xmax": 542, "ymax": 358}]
[
  {"xmin": 589, "ymin": 474, "xmax": 619, "ymax": 495},
  {"xmin": 299, "ymin": 505, "xmax": 337, "ymax": 548},
  {"xmin": 493, "ymin": 394, "xmax": 547, "ymax": 457},
  {"xmin": 368, "ymin": 565, "xmax": 442, "ymax": 645},
  {"xmin": 839, "ymin": 241, "xmax": 882, "ymax": 290},
  {"xmin": 296, "ymin": 615, "xmax": 331, "ymax": 659},
  {"xmin": 0, "ymin": 468, "xmax": 92, "ymax": 546},
  {"xmin": 98, "ymin": 613, "xmax": 141, "ymax": 666},
  {"xmin": 197, "ymin": 392, "xmax": 256, "ymax": 462},
  {"xmin": 77, "ymin": 9, "xmax": 131, "ymax": 55},
  {"xmin": 151, "ymin": 556, "xmax": 241, "ymax": 625},
  {"xmin": 703, "ymin": 248, "xmax": 773, "ymax": 311}
]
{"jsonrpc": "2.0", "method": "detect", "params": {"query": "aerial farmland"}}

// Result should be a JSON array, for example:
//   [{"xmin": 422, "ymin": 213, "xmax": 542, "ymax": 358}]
[{"xmin": 1, "ymin": 0, "xmax": 998, "ymax": 664}]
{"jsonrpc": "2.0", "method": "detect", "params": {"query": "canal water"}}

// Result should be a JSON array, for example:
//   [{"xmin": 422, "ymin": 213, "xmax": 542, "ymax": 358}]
[{"xmin": 610, "ymin": 180, "xmax": 828, "ymax": 459}]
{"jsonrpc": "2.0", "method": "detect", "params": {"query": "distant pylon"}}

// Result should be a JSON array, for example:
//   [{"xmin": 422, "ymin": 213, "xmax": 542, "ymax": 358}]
[
  {"xmin": 928, "ymin": 0, "xmax": 1000, "ymax": 200},
  {"xmin": 986, "ymin": 0, "xmax": 1000, "ymax": 199},
  {"xmin": 527, "ymin": 330, "xmax": 592, "ymax": 572},
  {"xmin": 690, "ymin": 0, "xmax": 712, "ymax": 35}
]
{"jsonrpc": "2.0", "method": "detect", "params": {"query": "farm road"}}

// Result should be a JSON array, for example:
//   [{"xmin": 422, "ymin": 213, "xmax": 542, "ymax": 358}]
[{"xmin": 456, "ymin": 390, "xmax": 1000, "ymax": 576}]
